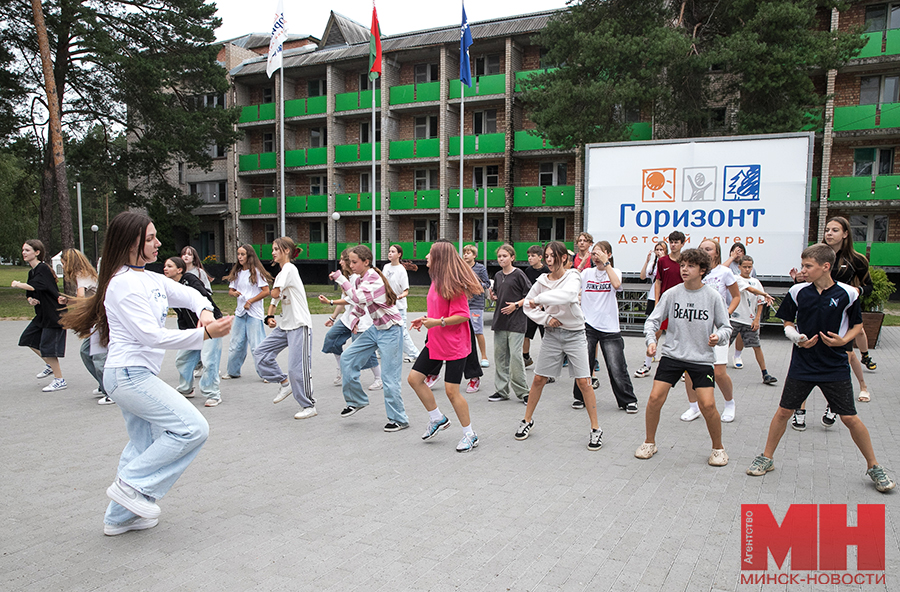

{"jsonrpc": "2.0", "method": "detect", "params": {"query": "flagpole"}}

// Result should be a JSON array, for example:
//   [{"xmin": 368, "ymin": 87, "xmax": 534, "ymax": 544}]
[
  {"xmin": 459, "ymin": 91, "xmax": 464, "ymax": 255},
  {"xmin": 371, "ymin": 79, "xmax": 376, "ymax": 260},
  {"xmin": 279, "ymin": 65, "xmax": 286, "ymax": 237},
  {"xmin": 482, "ymin": 174, "xmax": 487, "ymax": 269}
]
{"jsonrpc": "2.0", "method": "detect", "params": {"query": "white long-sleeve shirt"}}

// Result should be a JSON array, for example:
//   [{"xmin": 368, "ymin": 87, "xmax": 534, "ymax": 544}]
[
  {"xmin": 523, "ymin": 269, "xmax": 585, "ymax": 330},
  {"xmin": 104, "ymin": 267, "xmax": 213, "ymax": 374}
]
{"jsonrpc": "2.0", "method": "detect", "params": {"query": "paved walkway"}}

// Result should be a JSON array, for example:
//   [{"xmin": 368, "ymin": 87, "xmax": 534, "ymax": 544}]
[{"xmin": 1, "ymin": 317, "xmax": 897, "ymax": 591}]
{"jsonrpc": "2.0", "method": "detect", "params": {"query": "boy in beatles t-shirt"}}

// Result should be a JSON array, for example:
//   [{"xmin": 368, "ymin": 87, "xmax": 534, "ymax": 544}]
[{"xmin": 746, "ymin": 244, "xmax": 895, "ymax": 492}]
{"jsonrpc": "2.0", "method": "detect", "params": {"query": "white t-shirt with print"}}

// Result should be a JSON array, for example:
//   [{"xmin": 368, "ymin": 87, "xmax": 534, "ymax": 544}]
[
  {"xmin": 703, "ymin": 265, "xmax": 737, "ymax": 306},
  {"xmin": 272, "ymin": 262, "xmax": 311, "ymax": 331},
  {"xmin": 732, "ymin": 275, "xmax": 765, "ymax": 325},
  {"xmin": 581, "ymin": 266, "xmax": 622, "ymax": 333}
]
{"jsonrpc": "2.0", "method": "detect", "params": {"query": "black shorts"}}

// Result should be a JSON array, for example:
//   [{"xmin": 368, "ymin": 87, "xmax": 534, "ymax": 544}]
[
  {"xmin": 525, "ymin": 318, "xmax": 544, "ymax": 340},
  {"xmin": 654, "ymin": 356, "xmax": 715, "ymax": 389},
  {"xmin": 646, "ymin": 299, "xmax": 656, "ymax": 318},
  {"xmin": 412, "ymin": 345, "xmax": 467, "ymax": 385},
  {"xmin": 19, "ymin": 319, "xmax": 66, "ymax": 358},
  {"xmin": 779, "ymin": 377, "xmax": 856, "ymax": 416}
]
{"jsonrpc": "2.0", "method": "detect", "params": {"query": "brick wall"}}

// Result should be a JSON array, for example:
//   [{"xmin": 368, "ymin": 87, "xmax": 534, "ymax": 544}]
[
  {"xmin": 831, "ymin": 143, "xmax": 900, "ymax": 178},
  {"xmin": 516, "ymin": 158, "xmax": 577, "ymax": 186},
  {"xmin": 293, "ymin": 80, "xmax": 310, "ymax": 100},
  {"xmin": 511, "ymin": 213, "xmax": 575, "ymax": 243},
  {"xmin": 522, "ymin": 45, "xmax": 542, "ymax": 70},
  {"xmin": 834, "ymin": 73, "xmax": 860, "ymax": 107},
  {"xmin": 838, "ymin": 2, "xmax": 866, "ymax": 32},
  {"xmin": 250, "ymin": 177, "xmax": 276, "ymax": 198},
  {"xmin": 398, "ymin": 62, "xmax": 417, "ymax": 86}
]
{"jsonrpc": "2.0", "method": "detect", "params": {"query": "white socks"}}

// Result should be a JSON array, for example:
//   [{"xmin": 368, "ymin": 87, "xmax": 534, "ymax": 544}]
[
  {"xmin": 428, "ymin": 408, "xmax": 443, "ymax": 422},
  {"xmin": 462, "ymin": 424, "xmax": 474, "ymax": 436},
  {"xmin": 371, "ymin": 364, "xmax": 382, "ymax": 380}
]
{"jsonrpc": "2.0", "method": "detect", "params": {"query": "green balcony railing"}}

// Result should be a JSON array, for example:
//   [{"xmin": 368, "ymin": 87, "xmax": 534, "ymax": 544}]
[
  {"xmin": 238, "ymin": 154, "xmax": 259, "ymax": 172},
  {"xmin": 306, "ymin": 194, "xmax": 327, "ymax": 212},
  {"xmin": 239, "ymin": 105, "xmax": 259, "ymax": 123},
  {"xmin": 285, "ymin": 98, "xmax": 305, "ymax": 118},
  {"xmin": 858, "ymin": 31, "xmax": 884, "ymax": 58},
  {"xmin": 416, "ymin": 189, "xmax": 440, "ymax": 209},
  {"xmin": 259, "ymin": 152, "xmax": 276, "ymax": 169},
  {"xmin": 513, "ymin": 185, "xmax": 576, "ymax": 207},
  {"xmin": 629, "ymin": 122, "xmax": 652, "ymax": 141},
  {"xmin": 389, "ymin": 84, "xmax": 415, "ymax": 105},
  {"xmin": 514, "ymin": 130, "xmax": 545, "ymax": 151},
  {"xmin": 833, "ymin": 105, "xmax": 877, "ymax": 131},
  {"xmin": 307, "ymin": 146, "xmax": 327, "ymax": 166},
  {"xmin": 390, "ymin": 191, "xmax": 414, "ymax": 210},
  {"xmin": 389, "ymin": 139, "xmax": 414, "ymax": 159},
  {"xmin": 260, "ymin": 197, "xmax": 277, "ymax": 214},
  {"xmin": 285, "ymin": 149, "xmax": 306, "ymax": 167},
  {"xmin": 286, "ymin": 195, "xmax": 306, "ymax": 213},
  {"xmin": 307, "ymin": 242, "xmax": 328, "ymax": 259},
  {"xmin": 415, "ymin": 138, "xmax": 440, "ymax": 158},
  {"xmin": 829, "ymin": 176, "xmax": 872, "ymax": 201},
  {"xmin": 514, "ymin": 68, "xmax": 559, "ymax": 92},
  {"xmin": 306, "ymin": 95, "xmax": 326, "ymax": 115},
  {"xmin": 335, "ymin": 144, "xmax": 359, "ymax": 163},
  {"xmin": 240, "ymin": 198, "xmax": 260, "ymax": 215},
  {"xmin": 873, "ymin": 175, "xmax": 900, "ymax": 199},
  {"xmin": 359, "ymin": 89, "xmax": 381, "ymax": 108},
  {"xmin": 258, "ymin": 103, "xmax": 276, "ymax": 121},
  {"xmin": 810, "ymin": 176, "xmax": 819, "ymax": 202},
  {"xmin": 359, "ymin": 142, "xmax": 381, "ymax": 162},
  {"xmin": 416, "ymin": 81, "xmax": 440, "ymax": 102},
  {"xmin": 870, "ymin": 242, "xmax": 900, "ymax": 265},
  {"xmin": 260, "ymin": 243, "xmax": 273, "ymax": 260},
  {"xmin": 449, "ymin": 73, "xmax": 505, "ymax": 98},
  {"xmin": 335, "ymin": 92, "xmax": 359, "ymax": 112},
  {"xmin": 335, "ymin": 192, "xmax": 382, "ymax": 212},
  {"xmin": 449, "ymin": 187, "xmax": 504, "ymax": 208},
  {"xmin": 449, "ymin": 133, "xmax": 504, "ymax": 155},
  {"xmin": 879, "ymin": 102, "xmax": 900, "ymax": 127}
]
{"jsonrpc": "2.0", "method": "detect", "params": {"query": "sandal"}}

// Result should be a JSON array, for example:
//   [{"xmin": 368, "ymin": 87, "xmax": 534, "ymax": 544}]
[{"xmin": 858, "ymin": 390, "xmax": 870, "ymax": 402}]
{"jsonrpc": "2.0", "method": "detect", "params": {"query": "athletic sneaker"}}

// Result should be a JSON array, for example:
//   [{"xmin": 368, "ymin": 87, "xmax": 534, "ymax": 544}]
[
  {"xmin": 634, "ymin": 442, "xmax": 658, "ymax": 459},
  {"xmin": 294, "ymin": 406, "xmax": 317, "ymax": 420},
  {"xmin": 193, "ymin": 367, "xmax": 202, "ymax": 378},
  {"xmin": 591, "ymin": 377, "xmax": 600, "ymax": 389},
  {"xmin": 791, "ymin": 409, "xmax": 807, "ymax": 431},
  {"xmin": 36, "ymin": 364, "xmax": 53, "ymax": 379},
  {"xmin": 340, "ymin": 406, "xmax": 363, "ymax": 417},
  {"xmin": 571, "ymin": 399, "xmax": 585, "ymax": 410},
  {"xmin": 522, "ymin": 395, "xmax": 529, "ymax": 405},
  {"xmin": 514, "ymin": 419, "xmax": 534, "ymax": 440},
  {"xmin": 562, "ymin": 357, "xmax": 569, "ymax": 368},
  {"xmin": 634, "ymin": 364, "xmax": 651, "ymax": 378},
  {"xmin": 368, "ymin": 379, "xmax": 383, "ymax": 391},
  {"xmin": 593, "ymin": 360, "xmax": 600, "ymax": 372},
  {"xmin": 588, "ymin": 428, "xmax": 603, "ymax": 451},
  {"xmin": 488, "ymin": 392, "xmax": 509, "ymax": 402},
  {"xmin": 106, "ymin": 479, "xmax": 160, "ymax": 519},
  {"xmin": 424, "ymin": 374, "xmax": 439, "ymax": 388},
  {"xmin": 762, "ymin": 373, "xmax": 778, "ymax": 385},
  {"xmin": 456, "ymin": 432, "xmax": 479, "ymax": 452},
  {"xmin": 221, "ymin": 374, "xmax": 239, "ymax": 380},
  {"xmin": 332, "ymin": 375, "xmax": 342, "ymax": 386},
  {"xmin": 546, "ymin": 376, "xmax": 555, "ymax": 383},
  {"xmin": 733, "ymin": 356, "xmax": 743, "ymax": 369},
  {"xmin": 861, "ymin": 354, "xmax": 877, "ymax": 371},
  {"xmin": 273, "ymin": 382, "xmax": 292, "ymax": 404},
  {"xmin": 42, "ymin": 378, "xmax": 67, "ymax": 392},
  {"xmin": 92, "ymin": 387, "xmax": 103, "ymax": 396},
  {"xmin": 746, "ymin": 454, "xmax": 774, "ymax": 476},
  {"xmin": 680, "ymin": 406, "xmax": 701, "ymax": 422},
  {"xmin": 524, "ymin": 357, "xmax": 534, "ymax": 368},
  {"xmin": 180, "ymin": 388, "xmax": 195, "ymax": 399},
  {"xmin": 708, "ymin": 449, "xmax": 729, "ymax": 466},
  {"xmin": 625, "ymin": 402, "xmax": 639, "ymax": 414},
  {"xmin": 204, "ymin": 398, "xmax": 220, "ymax": 407},
  {"xmin": 466, "ymin": 378, "xmax": 480, "ymax": 393},
  {"xmin": 422, "ymin": 415, "xmax": 450, "ymax": 440},
  {"xmin": 383, "ymin": 422, "xmax": 409, "ymax": 432},
  {"xmin": 480, "ymin": 359, "xmax": 489, "ymax": 368},
  {"xmin": 404, "ymin": 355, "xmax": 417, "ymax": 363},
  {"xmin": 867, "ymin": 465, "xmax": 896, "ymax": 492},
  {"xmin": 821, "ymin": 407, "xmax": 836, "ymax": 427},
  {"xmin": 104, "ymin": 516, "xmax": 158, "ymax": 536},
  {"xmin": 98, "ymin": 395, "xmax": 115, "ymax": 405}
]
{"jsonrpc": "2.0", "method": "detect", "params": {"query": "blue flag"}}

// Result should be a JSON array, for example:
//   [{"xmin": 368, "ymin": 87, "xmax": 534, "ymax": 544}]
[{"xmin": 460, "ymin": 5, "xmax": 473, "ymax": 87}]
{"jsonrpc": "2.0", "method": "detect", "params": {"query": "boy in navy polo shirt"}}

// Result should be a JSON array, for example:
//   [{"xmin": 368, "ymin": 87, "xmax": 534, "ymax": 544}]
[{"xmin": 746, "ymin": 244, "xmax": 894, "ymax": 492}]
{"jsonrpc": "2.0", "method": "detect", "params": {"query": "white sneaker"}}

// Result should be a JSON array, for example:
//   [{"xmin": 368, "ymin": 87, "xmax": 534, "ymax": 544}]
[
  {"xmin": 404, "ymin": 355, "xmax": 417, "ymax": 363},
  {"xmin": 368, "ymin": 379, "xmax": 383, "ymax": 391},
  {"xmin": 634, "ymin": 364, "xmax": 651, "ymax": 378},
  {"xmin": 42, "ymin": 378, "xmax": 67, "ymax": 392},
  {"xmin": 36, "ymin": 364, "xmax": 53, "ymax": 379},
  {"xmin": 635, "ymin": 442, "xmax": 658, "ymax": 459},
  {"xmin": 98, "ymin": 395, "xmax": 116, "ymax": 405},
  {"xmin": 193, "ymin": 367, "xmax": 202, "ymax": 378},
  {"xmin": 104, "ymin": 516, "xmax": 158, "ymax": 536},
  {"xmin": 733, "ymin": 356, "xmax": 743, "ymax": 369},
  {"xmin": 92, "ymin": 387, "xmax": 103, "ymax": 396},
  {"xmin": 708, "ymin": 448, "xmax": 729, "ymax": 466},
  {"xmin": 294, "ymin": 406, "xmax": 317, "ymax": 420},
  {"xmin": 204, "ymin": 398, "xmax": 220, "ymax": 407},
  {"xmin": 273, "ymin": 382, "xmax": 292, "ymax": 404},
  {"xmin": 333, "ymin": 375, "xmax": 343, "ymax": 386},
  {"xmin": 680, "ymin": 406, "xmax": 701, "ymax": 421},
  {"xmin": 106, "ymin": 479, "xmax": 160, "ymax": 519},
  {"xmin": 220, "ymin": 374, "xmax": 239, "ymax": 380},
  {"xmin": 721, "ymin": 404, "xmax": 735, "ymax": 423}
]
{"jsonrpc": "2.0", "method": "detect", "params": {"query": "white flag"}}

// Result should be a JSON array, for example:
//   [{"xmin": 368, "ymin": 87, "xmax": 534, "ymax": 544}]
[{"xmin": 266, "ymin": 0, "xmax": 288, "ymax": 78}]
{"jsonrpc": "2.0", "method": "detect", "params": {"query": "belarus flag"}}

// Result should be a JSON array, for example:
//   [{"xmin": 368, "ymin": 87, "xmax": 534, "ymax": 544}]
[{"xmin": 368, "ymin": 5, "xmax": 382, "ymax": 82}]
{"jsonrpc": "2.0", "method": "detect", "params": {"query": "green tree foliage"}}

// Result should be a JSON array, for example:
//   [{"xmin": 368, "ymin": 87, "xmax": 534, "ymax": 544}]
[
  {"xmin": 0, "ymin": 138, "xmax": 40, "ymax": 261},
  {"xmin": 522, "ymin": 0, "xmax": 866, "ymax": 147},
  {"xmin": 0, "ymin": 0, "xmax": 241, "ymax": 251}
]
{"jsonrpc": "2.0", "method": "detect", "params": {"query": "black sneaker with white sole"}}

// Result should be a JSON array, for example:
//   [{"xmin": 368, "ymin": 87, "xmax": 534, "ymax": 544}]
[
  {"xmin": 791, "ymin": 409, "xmax": 806, "ymax": 431},
  {"xmin": 383, "ymin": 422, "xmax": 409, "ymax": 432},
  {"xmin": 821, "ymin": 406, "xmax": 836, "ymax": 427},
  {"xmin": 571, "ymin": 399, "xmax": 585, "ymax": 409},
  {"xmin": 588, "ymin": 428, "xmax": 603, "ymax": 451},
  {"xmin": 625, "ymin": 402, "xmax": 639, "ymax": 414},
  {"xmin": 487, "ymin": 392, "xmax": 509, "ymax": 402},
  {"xmin": 340, "ymin": 406, "xmax": 362, "ymax": 417},
  {"xmin": 591, "ymin": 377, "xmax": 600, "ymax": 389}
]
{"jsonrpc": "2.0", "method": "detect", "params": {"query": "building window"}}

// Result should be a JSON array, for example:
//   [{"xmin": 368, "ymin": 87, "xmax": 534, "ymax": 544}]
[
  {"xmin": 360, "ymin": 219, "xmax": 382, "ymax": 243},
  {"xmin": 850, "ymin": 214, "xmax": 889, "ymax": 242},
  {"xmin": 263, "ymin": 133, "xmax": 274, "ymax": 153},
  {"xmin": 414, "ymin": 219, "xmax": 438, "ymax": 242},
  {"xmin": 359, "ymin": 73, "xmax": 381, "ymax": 90},
  {"xmin": 177, "ymin": 162, "xmax": 184, "ymax": 184},
  {"xmin": 415, "ymin": 169, "xmax": 439, "ymax": 191},
  {"xmin": 310, "ymin": 127, "xmax": 326, "ymax": 148},
  {"xmin": 537, "ymin": 216, "xmax": 566, "ymax": 242},
  {"xmin": 473, "ymin": 218, "xmax": 500, "ymax": 241},
  {"xmin": 360, "ymin": 171, "xmax": 382, "ymax": 193},
  {"xmin": 474, "ymin": 165, "xmax": 499, "ymax": 188},
  {"xmin": 414, "ymin": 63, "xmax": 439, "ymax": 83},
  {"xmin": 414, "ymin": 115, "xmax": 438, "ymax": 139},
  {"xmin": 207, "ymin": 142, "xmax": 226, "ymax": 158},
  {"xmin": 854, "ymin": 147, "xmax": 894, "ymax": 178},
  {"xmin": 860, "ymin": 75, "xmax": 900, "ymax": 105},
  {"xmin": 193, "ymin": 93, "xmax": 225, "ymax": 109},
  {"xmin": 865, "ymin": 4, "xmax": 900, "ymax": 32},
  {"xmin": 189, "ymin": 181, "xmax": 227, "ymax": 203},
  {"xmin": 308, "ymin": 79, "xmax": 326, "ymax": 97},
  {"xmin": 309, "ymin": 175, "xmax": 325, "ymax": 195},
  {"xmin": 474, "ymin": 109, "xmax": 497, "ymax": 134},
  {"xmin": 360, "ymin": 120, "xmax": 381, "ymax": 143},
  {"xmin": 539, "ymin": 162, "xmax": 567, "ymax": 186},
  {"xmin": 475, "ymin": 54, "xmax": 500, "ymax": 76},
  {"xmin": 264, "ymin": 223, "xmax": 276, "ymax": 244},
  {"xmin": 310, "ymin": 220, "xmax": 327, "ymax": 243},
  {"xmin": 263, "ymin": 185, "xmax": 275, "ymax": 198},
  {"xmin": 707, "ymin": 107, "xmax": 727, "ymax": 130},
  {"xmin": 262, "ymin": 87, "xmax": 274, "ymax": 103}
]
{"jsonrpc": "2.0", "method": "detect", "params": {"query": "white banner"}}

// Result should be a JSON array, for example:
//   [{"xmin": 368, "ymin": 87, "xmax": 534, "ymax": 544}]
[
  {"xmin": 266, "ymin": 0, "xmax": 287, "ymax": 78},
  {"xmin": 584, "ymin": 133, "xmax": 813, "ymax": 279}
]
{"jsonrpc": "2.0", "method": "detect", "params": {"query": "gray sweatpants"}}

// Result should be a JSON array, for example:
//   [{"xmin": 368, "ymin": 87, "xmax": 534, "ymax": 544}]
[{"xmin": 253, "ymin": 326, "xmax": 315, "ymax": 408}]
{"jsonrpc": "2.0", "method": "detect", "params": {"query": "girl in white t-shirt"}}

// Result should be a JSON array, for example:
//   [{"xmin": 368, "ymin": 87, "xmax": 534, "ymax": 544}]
[
  {"xmin": 222, "ymin": 244, "xmax": 272, "ymax": 380},
  {"xmin": 254, "ymin": 237, "xmax": 316, "ymax": 420},
  {"xmin": 384, "ymin": 244, "xmax": 420, "ymax": 362}
]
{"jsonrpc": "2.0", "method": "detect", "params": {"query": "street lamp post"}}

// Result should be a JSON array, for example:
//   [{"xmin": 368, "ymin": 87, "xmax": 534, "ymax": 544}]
[{"xmin": 91, "ymin": 224, "xmax": 99, "ymax": 268}]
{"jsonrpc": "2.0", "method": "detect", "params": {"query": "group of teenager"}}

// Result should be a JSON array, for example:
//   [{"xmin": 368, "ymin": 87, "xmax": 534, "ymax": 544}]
[{"xmin": 12, "ymin": 212, "xmax": 893, "ymax": 537}]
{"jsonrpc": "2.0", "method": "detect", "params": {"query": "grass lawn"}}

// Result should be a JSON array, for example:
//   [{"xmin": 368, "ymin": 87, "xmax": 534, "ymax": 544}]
[{"xmin": 0, "ymin": 267, "xmax": 429, "ymax": 320}]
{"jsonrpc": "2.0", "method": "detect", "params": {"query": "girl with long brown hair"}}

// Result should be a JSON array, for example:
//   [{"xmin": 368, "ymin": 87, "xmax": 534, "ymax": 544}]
[
  {"xmin": 222, "ymin": 244, "xmax": 272, "ymax": 380},
  {"xmin": 407, "ymin": 240, "xmax": 484, "ymax": 451},
  {"xmin": 13, "ymin": 239, "xmax": 67, "ymax": 392},
  {"xmin": 61, "ymin": 211, "xmax": 233, "ymax": 536},
  {"xmin": 328, "ymin": 244, "xmax": 409, "ymax": 431}
]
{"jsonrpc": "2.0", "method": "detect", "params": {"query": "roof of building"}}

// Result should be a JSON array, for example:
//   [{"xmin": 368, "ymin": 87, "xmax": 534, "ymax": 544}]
[
  {"xmin": 230, "ymin": 8, "xmax": 561, "ymax": 78},
  {"xmin": 218, "ymin": 32, "xmax": 315, "ymax": 51},
  {"xmin": 320, "ymin": 11, "xmax": 371, "ymax": 49}
]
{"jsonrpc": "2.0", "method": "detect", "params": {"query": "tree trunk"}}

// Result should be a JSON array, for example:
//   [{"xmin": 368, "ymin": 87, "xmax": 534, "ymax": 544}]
[
  {"xmin": 31, "ymin": 0, "xmax": 74, "ymax": 253},
  {"xmin": 39, "ymin": 152, "xmax": 54, "ymax": 250}
]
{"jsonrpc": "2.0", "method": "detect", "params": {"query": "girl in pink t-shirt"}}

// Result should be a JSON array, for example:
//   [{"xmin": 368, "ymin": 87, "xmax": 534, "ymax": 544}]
[{"xmin": 409, "ymin": 240, "xmax": 485, "ymax": 452}]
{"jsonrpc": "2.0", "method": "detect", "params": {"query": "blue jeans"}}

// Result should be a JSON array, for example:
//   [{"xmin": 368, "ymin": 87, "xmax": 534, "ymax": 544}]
[
  {"xmin": 79, "ymin": 338, "xmax": 107, "ymax": 394},
  {"xmin": 103, "ymin": 367, "xmax": 209, "ymax": 526},
  {"xmin": 341, "ymin": 324, "xmax": 407, "ymax": 425},
  {"xmin": 225, "ymin": 314, "xmax": 266, "ymax": 378},
  {"xmin": 175, "ymin": 337, "xmax": 222, "ymax": 400},
  {"xmin": 321, "ymin": 319, "xmax": 378, "ymax": 369}
]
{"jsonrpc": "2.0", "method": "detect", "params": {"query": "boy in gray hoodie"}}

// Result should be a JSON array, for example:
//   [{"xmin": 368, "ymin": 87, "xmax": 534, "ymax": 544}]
[{"xmin": 636, "ymin": 248, "xmax": 732, "ymax": 466}]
